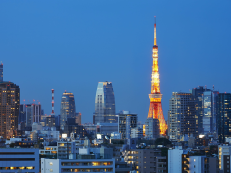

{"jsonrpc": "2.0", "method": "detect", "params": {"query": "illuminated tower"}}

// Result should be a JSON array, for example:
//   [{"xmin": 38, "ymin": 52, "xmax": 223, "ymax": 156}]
[{"xmin": 147, "ymin": 17, "xmax": 167, "ymax": 135}]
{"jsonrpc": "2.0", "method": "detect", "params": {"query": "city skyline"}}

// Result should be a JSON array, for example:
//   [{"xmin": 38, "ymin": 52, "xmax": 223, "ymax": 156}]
[{"xmin": 1, "ymin": 1, "xmax": 231, "ymax": 124}]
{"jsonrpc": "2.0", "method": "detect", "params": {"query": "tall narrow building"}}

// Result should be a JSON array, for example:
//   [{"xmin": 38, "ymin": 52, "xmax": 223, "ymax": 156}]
[
  {"xmin": 94, "ymin": 82, "xmax": 116, "ymax": 124},
  {"xmin": 0, "ymin": 81, "xmax": 20, "ymax": 139},
  {"xmin": 60, "ymin": 91, "xmax": 76, "ymax": 130},
  {"xmin": 168, "ymin": 92, "xmax": 197, "ymax": 142},
  {"xmin": 0, "ymin": 63, "xmax": 3, "ymax": 82},
  {"xmin": 217, "ymin": 93, "xmax": 231, "ymax": 143},
  {"xmin": 147, "ymin": 17, "xmax": 167, "ymax": 135}
]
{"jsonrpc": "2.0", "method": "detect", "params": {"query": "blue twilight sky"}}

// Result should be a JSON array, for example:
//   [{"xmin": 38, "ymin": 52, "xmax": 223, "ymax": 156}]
[{"xmin": 0, "ymin": 0, "xmax": 231, "ymax": 124}]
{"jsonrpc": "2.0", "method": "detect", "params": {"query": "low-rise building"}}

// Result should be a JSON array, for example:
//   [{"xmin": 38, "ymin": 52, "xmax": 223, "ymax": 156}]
[
  {"xmin": 0, "ymin": 148, "xmax": 39, "ymax": 172},
  {"xmin": 41, "ymin": 158, "xmax": 115, "ymax": 173}
]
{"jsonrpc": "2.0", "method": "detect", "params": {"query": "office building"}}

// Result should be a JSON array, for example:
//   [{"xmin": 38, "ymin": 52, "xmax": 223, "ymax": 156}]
[
  {"xmin": 0, "ymin": 63, "xmax": 3, "ymax": 82},
  {"xmin": 25, "ymin": 104, "xmax": 41, "ymax": 128},
  {"xmin": 41, "ymin": 158, "xmax": 115, "ymax": 173},
  {"xmin": 124, "ymin": 149, "xmax": 167, "ymax": 173},
  {"xmin": 168, "ymin": 92, "xmax": 197, "ymax": 142},
  {"xmin": 45, "ymin": 116, "xmax": 56, "ymax": 127},
  {"xmin": 19, "ymin": 104, "xmax": 26, "ymax": 123},
  {"xmin": 217, "ymin": 93, "xmax": 231, "ymax": 143},
  {"xmin": 145, "ymin": 118, "xmax": 159, "ymax": 139},
  {"xmin": 202, "ymin": 90, "xmax": 219, "ymax": 134},
  {"xmin": 192, "ymin": 86, "xmax": 209, "ymax": 134},
  {"xmin": 0, "ymin": 81, "xmax": 20, "ymax": 139},
  {"xmin": 118, "ymin": 111, "xmax": 137, "ymax": 139},
  {"xmin": 60, "ymin": 91, "xmax": 76, "ymax": 130},
  {"xmin": 94, "ymin": 82, "xmax": 116, "ymax": 124},
  {"xmin": 0, "ymin": 148, "xmax": 39, "ymax": 172},
  {"xmin": 131, "ymin": 126, "xmax": 143, "ymax": 139}
]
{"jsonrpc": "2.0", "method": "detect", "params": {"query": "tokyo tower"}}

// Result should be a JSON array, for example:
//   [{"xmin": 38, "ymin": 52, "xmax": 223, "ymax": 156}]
[{"xmin": 147, "ymin": 17, "xmax": 168, "ymax": 135}]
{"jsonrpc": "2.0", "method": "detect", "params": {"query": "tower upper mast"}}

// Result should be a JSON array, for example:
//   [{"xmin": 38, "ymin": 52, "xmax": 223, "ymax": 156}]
[{"xmin": 154, "ymin": 16, "xmax": 157, "ymax": 46}]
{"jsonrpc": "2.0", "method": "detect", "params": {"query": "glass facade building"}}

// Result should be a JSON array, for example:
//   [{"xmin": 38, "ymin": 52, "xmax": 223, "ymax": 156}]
[
  {"xmin": 94, "ymin": 82, "xmax": 116, "ymax": 124},
  {"xmin": 168, "ymin": 92, "xmax": 197, "ymax": 142},
  {"xmin": 60, "ymin": 91, "xmax": 76, "ymax": 130},
  {"xmin": 217, "ymin": 93, "xmax": 231, "ymax": 143},
  {"xmin": 202, "ymin": 91, "xmax": 218, "ymax": 134},
  {"xmin": 192, "ymin": 86, "xmax": 209, "ymax": 134}
]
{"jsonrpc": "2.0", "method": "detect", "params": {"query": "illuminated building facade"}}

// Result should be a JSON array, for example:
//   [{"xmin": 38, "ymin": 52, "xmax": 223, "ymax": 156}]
[
  {"xmin": 60, "ymin": 91, "xmax": 76, "ymax": 130},
  {"xmin": 168, "ymin": 92, "xmax": 197, "ymax": 142},
  {"xmin": 192, "ymin": 86, "xmax": 208, "ymax": 134},
  {"xmin": 202, "ymin": 90, "xmax": 218, "ymax": 134},
  {"xmin": 147, "ymin": 18, "xmax": 167, "ymax": 135},
  {"xmin": 0, "ymin": 148, "xmax": 39, "ymax": 172},
  {"xmin": 217, "ymin": 93, "xmax": 231, "ymax": 143},
  {"xmin": 94, "ymin": 82, "xmax": 116, "ymax": 124},
  {"xmin": 0, "ymin": 81, "xmax": 20, "ymax": 139}
]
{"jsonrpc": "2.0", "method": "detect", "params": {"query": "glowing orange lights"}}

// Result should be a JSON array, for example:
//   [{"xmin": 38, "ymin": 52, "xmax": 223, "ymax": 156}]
[{"xmin": 147, "ymin": 18, "xmax": 167, "ymax": 135}]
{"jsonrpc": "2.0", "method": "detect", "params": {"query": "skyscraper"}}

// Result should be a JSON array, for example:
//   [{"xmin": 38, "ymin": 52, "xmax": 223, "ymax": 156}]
[
  {"xmin": 94, "ymin": 82, "xmax": 116, "ymax": 124},
  {"xmin": 202, "ymin": 90, "xmax": 218, "ymax": 134},
  {"xmin": 192, "ymin": 86, "xmax": 209, "ymax": 134},
  {"xmin": 217, "ymin": 93, "xmax": 231, "ymax": 143},
  {"xmin": 0, "ymin": 81, "xmax": 20, "ymax": 139},
  {"xmin": 60, "ymin": 91, "xmax": 76, "ymax": 130},
  {"xmin": 25, "ymin": 104, "xmax": 41, "ymax": 127},
  {"xmin": 168, "ymin": 92, "xmax": 197, "ymax": 142},
  {"xmin": 0, "ymin": 63, "xmax": 3, "ymax": 82},
  {"xmin": 147, "ymin": 17, "xmax": 167, "ymax": 135}
]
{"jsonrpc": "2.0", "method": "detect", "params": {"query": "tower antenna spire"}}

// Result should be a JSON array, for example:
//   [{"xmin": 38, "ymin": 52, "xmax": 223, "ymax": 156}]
[{"xmin": 154, "ymin": 16, "xmax": 157, "ymax": 46}]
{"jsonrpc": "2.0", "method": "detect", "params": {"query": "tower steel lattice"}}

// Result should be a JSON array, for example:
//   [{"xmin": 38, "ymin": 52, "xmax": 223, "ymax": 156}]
[{"xmin": 147, "ymin": 17, "xmax": 168, "ymax": 135}]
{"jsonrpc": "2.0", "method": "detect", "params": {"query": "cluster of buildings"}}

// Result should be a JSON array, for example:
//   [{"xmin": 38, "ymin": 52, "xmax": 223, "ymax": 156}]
[{"xmin": 1, "ymin": 21, "xmax": 231, "ymax": 173}]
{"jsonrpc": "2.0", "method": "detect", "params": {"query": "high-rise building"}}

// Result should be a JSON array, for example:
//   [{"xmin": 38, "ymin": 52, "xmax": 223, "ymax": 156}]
[
  {"xmin": 168, "ymin": 92, "xmax": 197, "ymax": 142},
  {"xmin": 0, "ymin": 81, "xmax": 20, "ymax": 139},
  {"xmin": 60, "ymin": 91, "xmax": 76, "ymax": 130},
  {"xmin": 94, "ymin": 82, "xmax": 116, "ymax": 124},
  {"xmin": 217, "ymin": 93, "xmax": 231, "ymax": 143},
  {"xmin": 0, "ymin": 63, "xmax": 3, "ymax": 82},
  {"xmin": 192, "ymin": 86, "xmax": 209, "ymax": 134},
  {"xmin": 147, "ymin": 17, "xmax": 167, "ymax": 135},
  {"xmin": 145, "ymin": 118, "xmax": 159, "ymax": 139},
  {"xmin": 25, "ymin": 104, "xmax": 41, "ymax": 128},
  {"xmin": 118, "ymin": 111, "xmax": 137, "ymax": 139},
  {"xmin": 202, "ymin": 90, "xmax": 218, "ymax": 134}
]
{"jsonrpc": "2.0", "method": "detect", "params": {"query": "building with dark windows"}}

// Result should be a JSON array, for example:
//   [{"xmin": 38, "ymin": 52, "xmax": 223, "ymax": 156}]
[
  {"xmin": 168, "ymin": 92, "xmax": 197, "ymax": 142},
  {"xmin": 60, "ymin": 91, "xmax": 76, "ymax": 130},
  {"xmin": 93, "ymin": 82, "xmax": 116, "ymax": 124},
  {"xmin": 217, "ymin": 93, "xmax": 231, "ymax": 143},
  {"xmin": 118, "ymin": 111, "xmax": 137, "ymax": 139},
  {"xmin": 0, "ymin": 81, "xmax": 20, "ymax": 139},
  {"xmin": 0, "ymin": 63, "xmax": 3, "ymax": 82},
  {"xmin": 192, "ymin": 86, "xmax": 209, "ymax": 134}
]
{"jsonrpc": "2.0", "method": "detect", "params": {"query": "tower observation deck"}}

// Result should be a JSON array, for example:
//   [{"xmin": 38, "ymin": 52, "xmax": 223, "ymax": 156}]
[{"xmin": 147, "ymin": 17, "xmax": 168, "ymax": 135}]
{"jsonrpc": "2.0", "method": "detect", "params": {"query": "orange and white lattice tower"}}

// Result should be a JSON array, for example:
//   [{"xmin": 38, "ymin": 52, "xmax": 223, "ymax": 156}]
[{"xmin": 147, "ymin": 17, "xmax": 168, "ymax": 135}]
